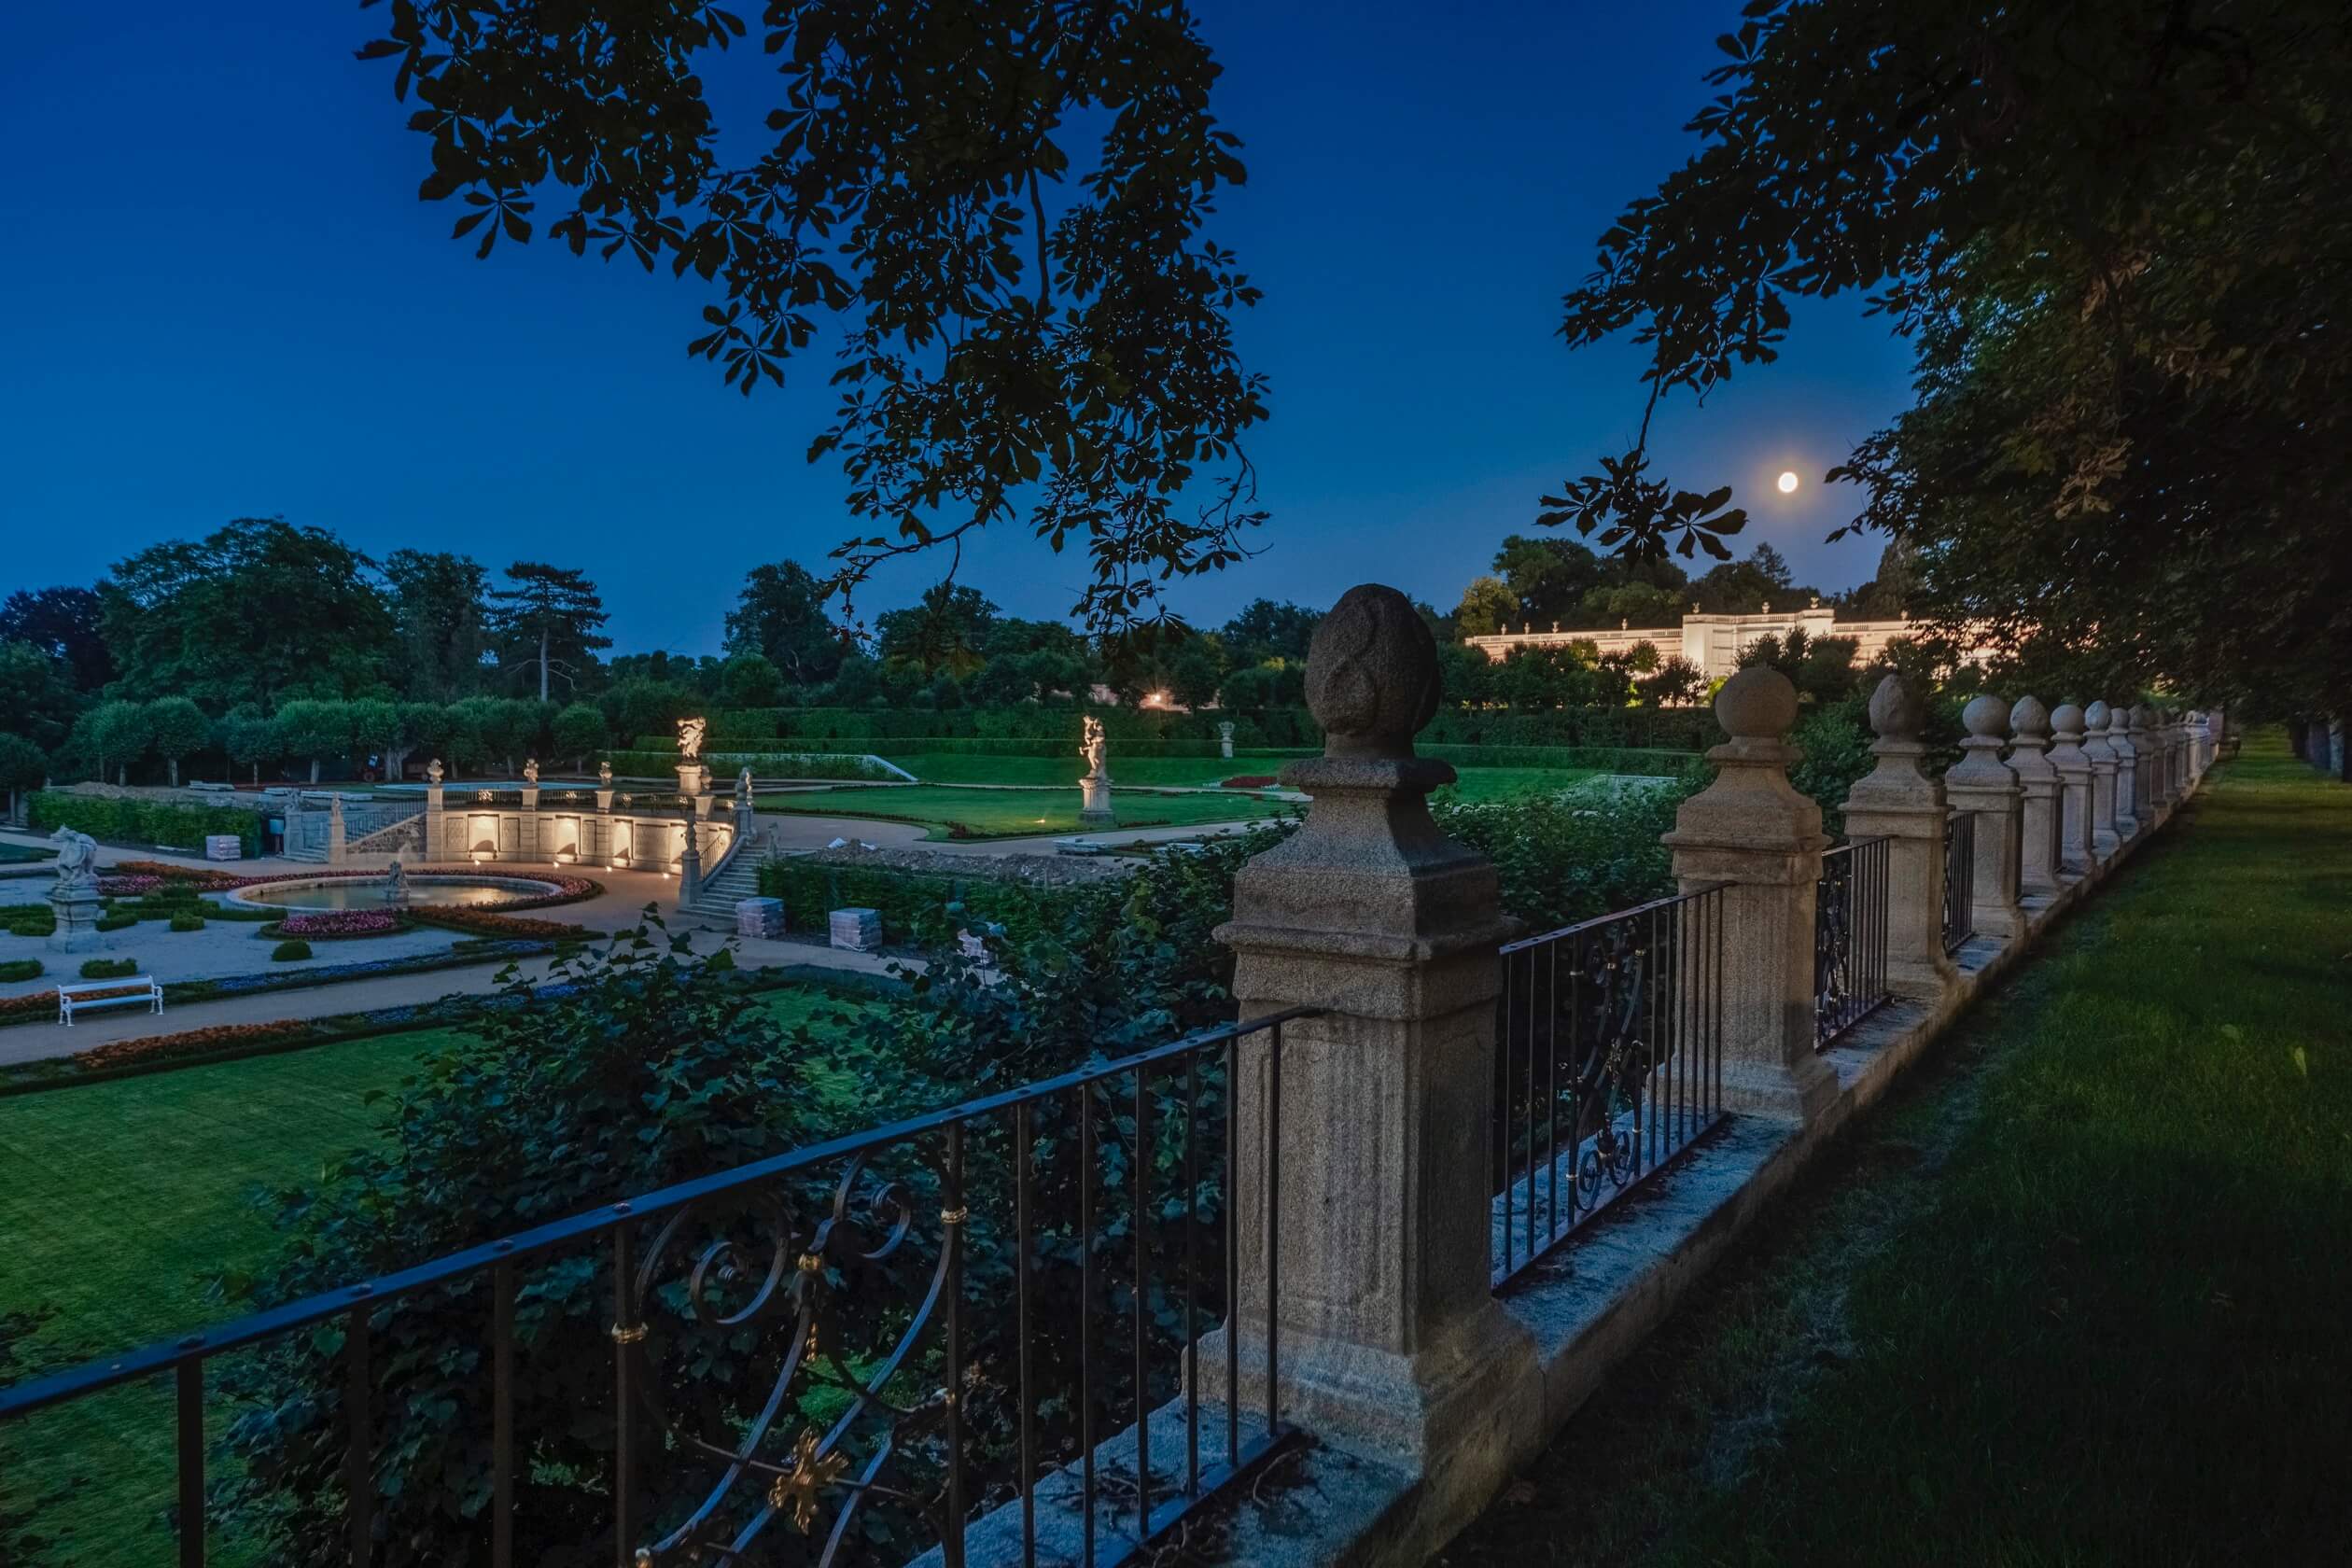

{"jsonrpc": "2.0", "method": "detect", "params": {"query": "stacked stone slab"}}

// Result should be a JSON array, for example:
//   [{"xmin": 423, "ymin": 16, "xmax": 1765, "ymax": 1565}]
[
  {"xmin": 828, "ymin": 906, "xmax": 881, "ymax": 952},
  {"xmin": 735, "ymin": 896, "xmax": 785, "ymax": 939}
]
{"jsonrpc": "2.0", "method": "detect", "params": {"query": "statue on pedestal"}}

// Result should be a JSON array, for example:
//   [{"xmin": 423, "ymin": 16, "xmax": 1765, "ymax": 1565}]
[
  {"xmin": 678, "ymin": 717, "xmax": 707, "ymax": 762},
  {"xmin": 46, "ymin": 826, "xmax": 104, "ymax": 952},
  {"xmin": 599, "ymin": 760, "xmax": 614, "ymax": 787},
  {"xmin": 426, "ymin": 757, "xmax": 444, "ymax": 785},
  {"xmin": 383, "ymin": 858, "xmax": 411, "ymax": 906},
  {"xmin": 735, "ymin": 766, "xmax": 754, "ymax": 808},
  {"xmin": 1078, "ymin": 716, "xmax": 1114, "ymax": 826},
  {"xmin": 522, "ymin": 758, "xmax": 539, "ymax": 786}
]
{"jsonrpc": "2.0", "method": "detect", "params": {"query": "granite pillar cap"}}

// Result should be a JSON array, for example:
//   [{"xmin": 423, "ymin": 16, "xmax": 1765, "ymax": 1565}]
[
  {"xmin": 2051, "ymin": 701, "xmax": 2086, "ymax": 735},
  {"xmin": 1716, "ymin": 665, "xmax": 1799, "ymax": 740},
  {"xmin": 2009, "ymin": 694, "xmax": 2050, "ymax": 739},
  {"xmin": 1868, "ymin": 672, "xmax": 1925, "ymax": 741},
  {"xmin": 1961, "ymin": 693, "xmax": 2009, "ymax": 739},
  {"xmin": 2084, "ymin": 699, "xmax": 2112, "ymax": 731},
  {"xmin": 1305, "ymin": 584, "xmax": 1442, "ymax": 760}
]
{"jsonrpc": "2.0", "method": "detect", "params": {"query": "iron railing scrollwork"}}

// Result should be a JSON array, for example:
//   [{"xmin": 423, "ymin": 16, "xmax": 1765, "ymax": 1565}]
[
  {"xmin": 1491, "ymin": 884, "xmax": 1728, "ymax": 1288},
  {"xmin": 0, "ymin": 1009, "xmax": 1320, "ymax": 1568},
  {"xmin": 1943, "ymin": 809, "xmax": 1976, "ymax": 954},
  {"xmin": 1815, "ymin": 836, "xmax": 1892, "ymax": 1049}
]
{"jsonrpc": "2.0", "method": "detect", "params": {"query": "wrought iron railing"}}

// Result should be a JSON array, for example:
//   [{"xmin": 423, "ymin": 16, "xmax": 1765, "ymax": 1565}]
[
  {"xmin": 1491, "ymin": 884, "xmax": 1728, "ymax": 1287},
  {"xmin": 1943, "ymin": 808, "xmax": 1976, "ymax": 953},
  {"xmin": 0, "ymin": 1009, "xmax": 1318, "ymax": 1567},
  {"xmin": 1815, "ymin": 836, "xmax": 1892, "ymax": 1048}
]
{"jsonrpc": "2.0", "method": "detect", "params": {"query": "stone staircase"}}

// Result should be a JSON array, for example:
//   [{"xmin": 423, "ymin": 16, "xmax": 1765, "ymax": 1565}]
[{"xmin": 679, "ymin": 837, "xmax": 772, "ymax": 928}]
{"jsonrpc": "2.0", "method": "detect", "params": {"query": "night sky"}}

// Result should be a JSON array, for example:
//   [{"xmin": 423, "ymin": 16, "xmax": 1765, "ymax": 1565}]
[{"xmin": 0, "ymin": 2, "xmax": 1914, "ymax": 653}]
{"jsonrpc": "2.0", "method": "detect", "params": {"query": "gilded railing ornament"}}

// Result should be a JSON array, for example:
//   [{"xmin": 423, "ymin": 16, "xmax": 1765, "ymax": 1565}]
[{"xmin": 621, "ymin": 1148, "xmax": 957, "ymax": 1563}]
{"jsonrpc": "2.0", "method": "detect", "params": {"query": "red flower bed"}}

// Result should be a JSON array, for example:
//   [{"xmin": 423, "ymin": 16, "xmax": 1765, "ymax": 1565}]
[
  {"xmin": 78, "ymin": 1019, "xmax": 315, "ymax": 1071},
  {"xmin": 413, "ymin": 908, "xmax": 595, "ymax": 940},
  {"xmin": 1221, "ymin": 775, "xmax": 1279, "ymax": 789},
  {"xmin": 0, "ymin": 990, "xmax": 61, "ymax": 1021},
  {"xmin": 96, "ymin": 875, "xmax": 167, "ymax": 896},
  {"xmin": 273, "ymin": 909, "xmax": 409, "ymax": 938}
]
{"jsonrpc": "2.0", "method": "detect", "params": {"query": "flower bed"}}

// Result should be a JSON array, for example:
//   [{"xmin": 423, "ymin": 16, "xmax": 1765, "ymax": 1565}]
[
  {"xmin": 75, "ymin": 1019, "xmax": 314, "ymax": 1073},
  {"xmin": 264, "ymin": 909, "xmax": 412, "ymax": 940},
  {"xmin": 411, "ymin": 908, "xmax": 595, "ymax": 940}
]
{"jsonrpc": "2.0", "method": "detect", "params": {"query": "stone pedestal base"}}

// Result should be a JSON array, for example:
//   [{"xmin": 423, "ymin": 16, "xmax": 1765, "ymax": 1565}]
[
  {"xmin": 1078, "ymin": 773, "xmax": 1114, "ymax": 825},
  {"xmin": 47, "ymin": 889, "xmax": 104, "ymax": 952}
]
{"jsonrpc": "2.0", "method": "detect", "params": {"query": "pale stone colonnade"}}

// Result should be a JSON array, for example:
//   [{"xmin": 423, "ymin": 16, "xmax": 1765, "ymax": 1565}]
[
  {"xmin": 415, "ymin": 774, "xmax": 748, "ymax": 902},
  {"xmin": 1120, "ymin": 584, "xmax": 2226, "ymax": 1568}
]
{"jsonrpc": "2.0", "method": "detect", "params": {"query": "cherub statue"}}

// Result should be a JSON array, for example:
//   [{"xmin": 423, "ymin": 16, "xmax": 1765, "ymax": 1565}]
[
  {"xmin": 426, "ymin": 757, "xmax": 444, "ymax": 785},
  {"xmin": 522, "ymin": 758, "xmax": 539, "ymax": 785},
  {"xmin": 1080, "ymin": 716, "xmax": 1107, "ymax": 778},
  {"xmin": 598, "ymin": 760, "xmax": 614, "ymax": 787},
  {"xmin": 735, "ymin": 766, "xmax": 754, "ymax": 806},
  {"xmin": 678, "ymin": 716, "xmax": 707, "ymax": 761}
]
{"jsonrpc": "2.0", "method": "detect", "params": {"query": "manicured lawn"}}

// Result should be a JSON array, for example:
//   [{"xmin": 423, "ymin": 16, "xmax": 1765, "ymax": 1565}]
[
  {"xmin": 0, "ymin": 987, "xmax": 852, "ymax": 1565},
  {"xmin": 897, "ymin": 751, "xmax": 1309, "ymax": 787},
  {"xmin": 754, "ymin": 781, "xmax": 1295, "ymax": 837},
  {"xmin": 1439, "ymin": 731, "xmax": 2352, "ymax": 1566}
]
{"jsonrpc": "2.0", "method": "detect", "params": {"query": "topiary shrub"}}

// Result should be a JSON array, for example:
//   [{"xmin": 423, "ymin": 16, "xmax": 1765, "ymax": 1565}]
[
  {"xmin": 0, "ymin": 959, "xmax": 42, "ymax": 983},
  {"xmin": 270, "ymin": 939, "xmax": 313, "ymax": 962},
  {"xmin": 77, "ymin": 958, "xmax": 137, "ymax": 980},
  {"xmin": 94, "ymin": 913, "xmax": 138, "ymax": 932},
  {"xmin": 169, "ymin": 913, "xmax": 206, "ymax": 932}
]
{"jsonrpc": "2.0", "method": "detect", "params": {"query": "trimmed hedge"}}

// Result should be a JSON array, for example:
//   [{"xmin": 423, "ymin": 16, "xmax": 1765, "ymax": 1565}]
[
  {"xmin": 1420, "ymin": 744, "xmax": 1701, "ymax": 777},
  {"xmin": 603, "ymin": 749, "xmax": 896, "ymax": 781},
  {"xmin": 0, "ymin": 959, "xmax": 41, "ymax": 982},
  {"xmin": 754, "ymin": 858, "xmax": 1094, "ymax": 947},
  {"xmin": 707, "ymin": 706, "xmax": 1323, "ymax": 746},
  {"xmin": 2, "ymin": 905, "xmax": 57, "ymax": 938},
  {"xmin": 79, "ymin": 958, "xmax": 138, "ymax": 979},
  {"xmin": 29, "ymin": 791, "xmax": 261, "ymax": 854},
  {"xmin": 271, "ymin": 939, "xmax": 314, "ymax": 961},
  {"xmin": 1421, "ymin": 708, "xmax": 1723, "ymax": 750}
]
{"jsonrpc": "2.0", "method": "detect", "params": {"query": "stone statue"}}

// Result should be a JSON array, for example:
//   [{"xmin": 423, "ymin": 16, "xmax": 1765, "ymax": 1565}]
[
  {"xmin": 678, "ymin": 716, "xmax": 707, "ymax": 762},
  {"xmin": 523, "ymin": 758, "xmax": 539, "ymax": 786},
  {"xmin": 598, "ymin": 760, "xmax": 614, "ymax": 787},
  {"xmin": 426, "ymin": 757, "xmax": 444, "ymax": 785},
  {"xmin": 48, "ymin": 826, "xmax": 98, "ymax": 888},
  {"xmin": 383, "ymin": 858, "xmax": 410, "ymax": 905},
  {"xmin": 1078, "ymin": 716, "xmax": 1113, "ymax": 825},
  {"xmin": 45, "ymin": 826, "xmax": 104, "ymax": 952},
  {"xmin": 735, "ymin": 766, "xmax": 754, "ymax": 806}
]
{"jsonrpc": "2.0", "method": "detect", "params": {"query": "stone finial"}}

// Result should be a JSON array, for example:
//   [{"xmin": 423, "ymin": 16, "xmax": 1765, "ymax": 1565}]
[
  {"xmin": 2009, "ymin": 694, "xmax": 2051, "ymax": 739},
  {"xmin": 1961, "ymin": 693, "xmax": 2009, "ymax": 739},
  {"xmin": 1715, "ymin": 665, "xmax": 1799, "ymax": 743},
  {"xmin": 1305, "ymin": 584, "xmax": 1441, "ymax": 759},
  {"xmin": 2084, "ymin": 699, "xmax": 2111, "ymax": 733},
  {"xmin": 1867, "ymin": 672, "xmax": 1925, "ymax": 741},
  {"xmin": 2051, "ymin": 701, "xmax": 2086, "ymax": 738}
]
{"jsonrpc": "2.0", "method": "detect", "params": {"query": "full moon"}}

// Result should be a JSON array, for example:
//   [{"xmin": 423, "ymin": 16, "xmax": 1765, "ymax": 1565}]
[{"xmin": 1776, "ymin": 470, "xmax": 1800, "ymax": 494}]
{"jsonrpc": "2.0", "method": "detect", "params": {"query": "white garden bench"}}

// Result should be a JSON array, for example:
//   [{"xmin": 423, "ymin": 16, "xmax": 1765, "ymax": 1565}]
[{"xmin": 58, "ymin": 976, "xmax": 164, "ymax": 1026}]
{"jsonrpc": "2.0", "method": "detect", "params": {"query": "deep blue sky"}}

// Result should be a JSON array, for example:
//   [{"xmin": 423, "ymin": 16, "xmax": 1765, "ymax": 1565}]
[{"xmin": 0, "ymin": 2, "xmax": 1914, "ymax": 655}]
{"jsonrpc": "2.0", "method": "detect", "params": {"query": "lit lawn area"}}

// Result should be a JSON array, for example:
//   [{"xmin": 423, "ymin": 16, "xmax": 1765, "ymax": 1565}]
[
  {"xmin": 895, "ymin": 751, "xmax": 1309, "ymax": 787},
  {"xmin": 755, "ymin": 781, "xmax": 1295, "ymax": 837},
  {"xmin": 1438, "ymin": 731, "xmax": 2352, "ymax": 1567},
  {"xmin": 0, "ymin": 986, "xmax": 852, "ymax": 1566}
]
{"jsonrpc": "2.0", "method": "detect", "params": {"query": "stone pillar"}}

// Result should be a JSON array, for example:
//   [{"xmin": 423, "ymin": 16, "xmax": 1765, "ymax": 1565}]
[
  {"xmin": 2172, "ymin": 712, "xmax": 2192, "ymax": 795},
  {"xmin": 2007, "ymin": 697, "xmax": 2063, "ymax": 899},
  {"xmin": 425, "ymin": 779, "xmax": 445, "ymax": 862},
  {"xmin": 2081, "ymin": 702, "xmax": 2121, "ymax": 861},
  {"xmin": 1211, "ymin": 584, "xmax": 1531, "ymax": 1480},
  {"xmin": 2125, "ymin": 704, "xmax": 2157, "ymax": 829},
  {"xmin": 1943, "ymin": 695, "xmax": 2024, "ymax": 941},
  {"xmin": 1840, "ymin": 674, "xmax": 1957, "ymax": 1001},
  {"xmin": 1218, "ymin": 720, "xmax": 1237, "ymax": 761},
  {"xmin": 2107, "ymin": 702, "xmax": 2141, "ymax": 841},
  {"xmin": 2048, "ymin": 703, "xmax": 2095, "ymax": 876},
  {"xmin": 1662, "ymin": 666, "xmax": 1837, "ymax": 1125},
  {"xmin": 519, "ymin": 784, "xmax": 540, "ymax": 861},
  {"xmin": 327, "ymin": 794, "xmax": 347, "ymax": 867},
  {"xmin": 678, "ymin": 819, "xmax": 703, "ymax": 903}
]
